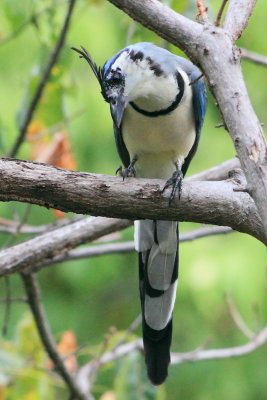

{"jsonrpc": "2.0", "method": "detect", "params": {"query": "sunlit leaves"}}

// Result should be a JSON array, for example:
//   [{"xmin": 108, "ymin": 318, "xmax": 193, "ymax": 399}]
[{"xmin": 0, "ymin": 313, "xmax": 56, "ymax": 399}]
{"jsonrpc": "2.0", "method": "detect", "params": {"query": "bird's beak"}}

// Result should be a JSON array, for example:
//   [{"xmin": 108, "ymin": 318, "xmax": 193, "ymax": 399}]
[{"xmin": 110, "ymin": 95, "xmax": 128, "ymax": 129}]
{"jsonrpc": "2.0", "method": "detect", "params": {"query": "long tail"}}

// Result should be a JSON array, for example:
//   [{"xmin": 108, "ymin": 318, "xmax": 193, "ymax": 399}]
[{"xmin": 135, "ymin": 219, "xmax": 179, "ymax": 385}]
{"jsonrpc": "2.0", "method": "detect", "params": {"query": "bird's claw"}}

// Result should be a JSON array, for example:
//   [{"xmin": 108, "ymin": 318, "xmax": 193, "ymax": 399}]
[
  {"xmin": 162, "ymin": 170, "xmax": 183, "ymax": 205},
  {"xmin": 116, "ymin": 164, "xmax": 136, "ymax": 180}
]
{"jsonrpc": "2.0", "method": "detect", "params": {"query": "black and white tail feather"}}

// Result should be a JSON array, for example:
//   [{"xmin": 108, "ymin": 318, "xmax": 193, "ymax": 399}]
[{"xmin": 136, "ymin": 220, "xmax": 178, "ymax": 384}]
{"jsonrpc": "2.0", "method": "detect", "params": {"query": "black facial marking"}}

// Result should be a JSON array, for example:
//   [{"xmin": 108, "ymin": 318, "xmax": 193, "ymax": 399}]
[
  {"xmin": 146, "ymin": 56, "xmax": 164, "ymax": 77},
  {"xmin": 129, "ymin": 50, "xmax": 144, "ymax": 62},
  {"xmin": 103, "ymin": 67, "xmax": 125, "ymax": 102}
]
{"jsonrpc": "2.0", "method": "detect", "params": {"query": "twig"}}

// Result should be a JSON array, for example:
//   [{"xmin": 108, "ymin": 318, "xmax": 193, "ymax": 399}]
[
  {"xmin": 241, "ymin": 48, "xmax": 267, "ymax": 67},
  {"xmin": 189, "ymin": 73, "xmax": 204, "ymax": 86},
  {"xmin": 77, "ymin": 324, "xmax": 267, "ymax": 390},
  {"xmin": 0, "ymin": 297, "xmax": 28, "ymax": 304},
  {"xmin": 2, "ymin": 277, "xmax": 11, "ymax": 336},
  {"xmin": 0, "ymin": 215, "xmax": 84, "ymax": 235},
  {"xmin": 21, "ymin": 273, "xmax": 91, "ymax": 400},
  {"xmin": 33, "ymin": 226, "xmax": 233, "ymax": 272},
  {"xmin": 195, "ymin": 0, "xmax": 208, "ymax": 23},
  {"xmin": 8, "ymin": 0, "xmax": 77, "ymax": 157},
  {"xmin": 225, "ymin": 293, "xmax": 254, "ymax": 339},
  {"xmin": 171, "ymin": 326, "xmax": 267, "ymax": 363},
  {"xmin": 215, "ymin": 0, "xmax": 228, "ymax": 27}
]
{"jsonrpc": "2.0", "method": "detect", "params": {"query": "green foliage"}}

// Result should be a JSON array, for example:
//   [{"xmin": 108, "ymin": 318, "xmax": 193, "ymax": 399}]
[{"xmin": 0, "ymin": 313, "xmax": 56, "ymax": 399}]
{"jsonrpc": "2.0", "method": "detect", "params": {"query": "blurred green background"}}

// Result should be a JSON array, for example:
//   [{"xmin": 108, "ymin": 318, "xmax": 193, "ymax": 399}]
[{"xmin": 0, "ymin": 0, "xmax": 266, "ymax": 399}]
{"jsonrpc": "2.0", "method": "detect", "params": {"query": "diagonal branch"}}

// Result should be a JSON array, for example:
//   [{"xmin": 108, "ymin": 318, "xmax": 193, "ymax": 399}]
[
  {"xmin": 106, "ymin": 0, "xmax": 202, "ymax": 61},
  {"xmin": 8, "ymin": 0, "xmax": 77, "ymax": 157},
  {"xmin": 21, "ymin": 273, "xmax": 92, "ymax": 400},
  {"xmin": 223, "ymin": 0, "xmax": 257, "ymax": 41},
  {"xmin": 0, "ymin": 217, "xmax": 131, "ymax": 277}
]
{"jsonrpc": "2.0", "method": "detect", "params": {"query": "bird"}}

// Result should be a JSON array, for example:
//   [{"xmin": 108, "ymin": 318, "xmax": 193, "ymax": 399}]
[{"xmin": 72, "ymin": 42, "xmax": 207, "ymax": 385}]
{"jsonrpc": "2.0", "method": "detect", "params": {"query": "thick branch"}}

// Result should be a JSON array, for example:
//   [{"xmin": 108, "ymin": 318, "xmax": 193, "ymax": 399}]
[
  {"xmin": 8, "ymin": 0, "xmax": 77, "ymax": 157},
  {"xmin": 224, "ymin": 0, "xmax": 257, "ymax": 41},
  {"xmin": 0, "ymin": 217, "xmax": 131, "ymax": 277},
  {"xmin": 106, "ymin": 0, "xmax": 202, "ymax": 61},
  {"xmin": 0, "ymin": 159, "xmax": 264, "ymax": 245}
]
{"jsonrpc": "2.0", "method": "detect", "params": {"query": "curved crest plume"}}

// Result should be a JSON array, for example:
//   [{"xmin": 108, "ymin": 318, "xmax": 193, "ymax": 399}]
[{"xmin": 71, "ymin": 46, "xmax": 108, "ymax": 101}]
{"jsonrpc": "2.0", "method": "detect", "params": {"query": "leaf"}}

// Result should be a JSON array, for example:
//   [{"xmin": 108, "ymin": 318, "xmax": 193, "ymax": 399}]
[
  {"xmin": 100, "ymin": 391, "xmax": 116, "ymax": 400},
  {"xmin": 3, "ymin": 0, "xmax": 32, "ymax": 30},
  {"xmin": 114, "ymin": 350, "xmax": 166, "ymax": 400},
  {"xmin": 48, "ymin": 330, "xmax": 77, "ymax": 372}
]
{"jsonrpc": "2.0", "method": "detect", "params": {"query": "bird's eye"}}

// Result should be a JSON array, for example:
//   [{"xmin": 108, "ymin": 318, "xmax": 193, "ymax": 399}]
[{"xmin": 107, "ymin": 68, "xmax": 123, "ymax": 86}]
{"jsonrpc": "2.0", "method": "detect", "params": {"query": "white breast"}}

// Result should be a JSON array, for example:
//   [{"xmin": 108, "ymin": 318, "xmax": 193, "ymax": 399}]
[{"xmin": 122, "ymin": 79, "xmax": 196, "ymax": 179}]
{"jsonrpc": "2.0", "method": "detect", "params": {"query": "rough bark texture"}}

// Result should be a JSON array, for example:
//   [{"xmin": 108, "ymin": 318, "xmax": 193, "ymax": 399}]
[{"xmin": 0, "ymin": 158, "xmax": 265, "ymax": 245}]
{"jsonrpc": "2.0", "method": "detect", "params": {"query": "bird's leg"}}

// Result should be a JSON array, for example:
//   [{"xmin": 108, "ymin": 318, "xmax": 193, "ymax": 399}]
[
  {"xmin": 116, "ymin": 156, "xmax": 138, "ymax": 180},
  {"xmin": 162, "ymin": 161, "xmax": 183, "ymax": 205}
]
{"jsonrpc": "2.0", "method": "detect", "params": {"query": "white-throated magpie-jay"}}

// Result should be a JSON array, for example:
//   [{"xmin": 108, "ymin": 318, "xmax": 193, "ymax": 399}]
[{"xmin": 72, "ymin": 42, "xmax": 207, "ymax": 385}]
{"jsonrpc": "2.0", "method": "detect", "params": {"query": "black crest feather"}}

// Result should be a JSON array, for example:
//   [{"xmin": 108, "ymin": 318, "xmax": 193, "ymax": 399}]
[{"xmin": 71, "ymin": 46, "xmax": 108, "ymax": 101}]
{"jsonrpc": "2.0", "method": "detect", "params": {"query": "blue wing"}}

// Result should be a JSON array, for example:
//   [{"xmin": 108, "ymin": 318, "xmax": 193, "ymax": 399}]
[{"xmin": 182, "ymin": 70, "xmax": 207, "ymax": 176}]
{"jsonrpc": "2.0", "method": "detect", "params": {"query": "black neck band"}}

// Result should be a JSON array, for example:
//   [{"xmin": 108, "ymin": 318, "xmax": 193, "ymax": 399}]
[{"xmin": 129, "ymin": 71, "xmax": 185, "ymax": 117}]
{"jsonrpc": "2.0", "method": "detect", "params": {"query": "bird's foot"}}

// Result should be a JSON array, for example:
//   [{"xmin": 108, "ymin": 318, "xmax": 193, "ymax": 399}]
[
  {"xmin": 116, "ymin": 164, "xmax": 136, "ymax": 180},
  {"xmin": 162, "ymin": 169, "xmax": 183, "ymax": 205}
]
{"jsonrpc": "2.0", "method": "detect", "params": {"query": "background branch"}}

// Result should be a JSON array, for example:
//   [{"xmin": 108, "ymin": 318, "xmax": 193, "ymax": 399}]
[
  {"xmin": 77, "ymin": 324, "xmax": 267, "ymax": 391},
  {"xmin": 0, "ymin": 216, "xmax": 131, "ymax": 277},
  {"xmin": 241, "ymin": 48, "xmax": 267, "ymax": 67},
  {"xmin": 21, "ymin": 273, "xmax": 91, "ymax": 400},
  {"xmin": 33, "ymin": 226, "xmax": 233, "ymax": 272},
  {"xmin": 8, "ymin": 0, "xmax": 77, "ymax": 157}
]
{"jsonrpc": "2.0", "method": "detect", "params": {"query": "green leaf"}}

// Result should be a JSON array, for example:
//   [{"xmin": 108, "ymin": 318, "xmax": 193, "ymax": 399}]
[
  {"xmin": 114, "ymin": 350, "xmax": 166, "ymax": 400},
  {"xmin": 3, "ymin": 0, "xmax": 33, "ymax": 30}
]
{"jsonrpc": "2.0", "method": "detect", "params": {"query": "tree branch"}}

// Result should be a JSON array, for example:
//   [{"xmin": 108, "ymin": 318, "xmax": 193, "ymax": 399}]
[
  {"xmin": 188, "ymin": 157, "xmax": 240, "ymax": 181},
  {"xmin": 0, "ymin": 159, "xmax": 264, "ymax": 246},
  {"xmin": 0, "ymin": 215, "xmax": 84, "ymax": 234},
  {"xmin": 21, "ymin": 273, "xmax": 91, "ymax": 400},
  {"xmin": 77, "ymin": 325, "xmax": 267, "ymax": 391},
  {"xmin": 0, "ymin": 216, "xmax": 131, "ymax": 277},
  {"xmin": 33, "ymin": 226, "xmax": 233, "ymax": 272},
  {"xmin": 241, "ymin": 48, "xmax": 267, "ymax": 67},
  {"xmin": 8, "ymin": 0, "xmax": 77, "ymax": 157},
  {"xmin": 224, "ymin": 0, "xmax": 257, "ymax": 41}
]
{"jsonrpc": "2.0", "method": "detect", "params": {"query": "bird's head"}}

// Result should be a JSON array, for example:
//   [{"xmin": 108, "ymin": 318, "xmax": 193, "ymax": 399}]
[{"xmin": 72, "ymin": 44, "xmax": 182, "ymax": 128}]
